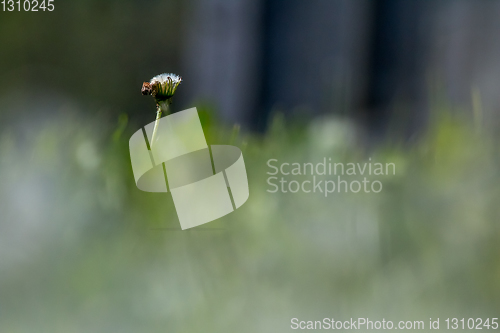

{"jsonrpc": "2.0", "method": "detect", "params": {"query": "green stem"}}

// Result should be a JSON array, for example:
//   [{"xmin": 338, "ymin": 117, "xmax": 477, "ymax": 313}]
[{"xmin": 150, "ymin": 102, "xmax": 170, "ymax": 149}]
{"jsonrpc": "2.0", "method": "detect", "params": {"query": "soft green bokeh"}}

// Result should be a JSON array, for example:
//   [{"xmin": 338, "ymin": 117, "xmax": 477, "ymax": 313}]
[{"xmin": 0, "ymin": 103, "xmax": 499, "ymax": 332}]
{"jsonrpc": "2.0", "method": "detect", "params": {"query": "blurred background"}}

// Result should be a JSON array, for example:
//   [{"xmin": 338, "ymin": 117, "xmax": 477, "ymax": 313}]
[{"xmin": 1, "ymin": 0, "xmax": 500, "ymax": 332}]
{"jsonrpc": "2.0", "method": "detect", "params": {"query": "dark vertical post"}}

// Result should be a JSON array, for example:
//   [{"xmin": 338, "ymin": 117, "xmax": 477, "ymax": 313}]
[{"xmin": 365, "ymin": 0, "xmax": 428, "ymax": 140}]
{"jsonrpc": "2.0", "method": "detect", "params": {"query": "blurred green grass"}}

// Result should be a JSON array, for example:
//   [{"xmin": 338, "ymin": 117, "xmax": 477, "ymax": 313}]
[{"xmin": 0, "ymin": 103, "xmax": 499, "ymax": 332}]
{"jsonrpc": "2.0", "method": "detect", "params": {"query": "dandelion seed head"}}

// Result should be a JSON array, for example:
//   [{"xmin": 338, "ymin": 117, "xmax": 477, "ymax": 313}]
[
  {"xmin": 150, "ymin": 73, "xmax": 182, "ymax": 86},
  {"xmin": 151, "ymin": 73, "xmax": 182, "ymax": 101},
  {"xmin": 141, "ymin": 73, "xmax": 182, "ymax": 103}
]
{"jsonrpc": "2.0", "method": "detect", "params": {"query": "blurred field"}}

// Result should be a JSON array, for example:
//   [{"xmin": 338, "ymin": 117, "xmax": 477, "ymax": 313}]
[{"xmin": 0, "ymin": 99, "xmax": 499, "ymax": 332}]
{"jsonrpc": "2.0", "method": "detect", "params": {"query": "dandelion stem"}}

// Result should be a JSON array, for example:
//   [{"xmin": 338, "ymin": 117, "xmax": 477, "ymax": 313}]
[{"xmin": 151, "ymin": 103, "xmax": 169, "ymax": 149}]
